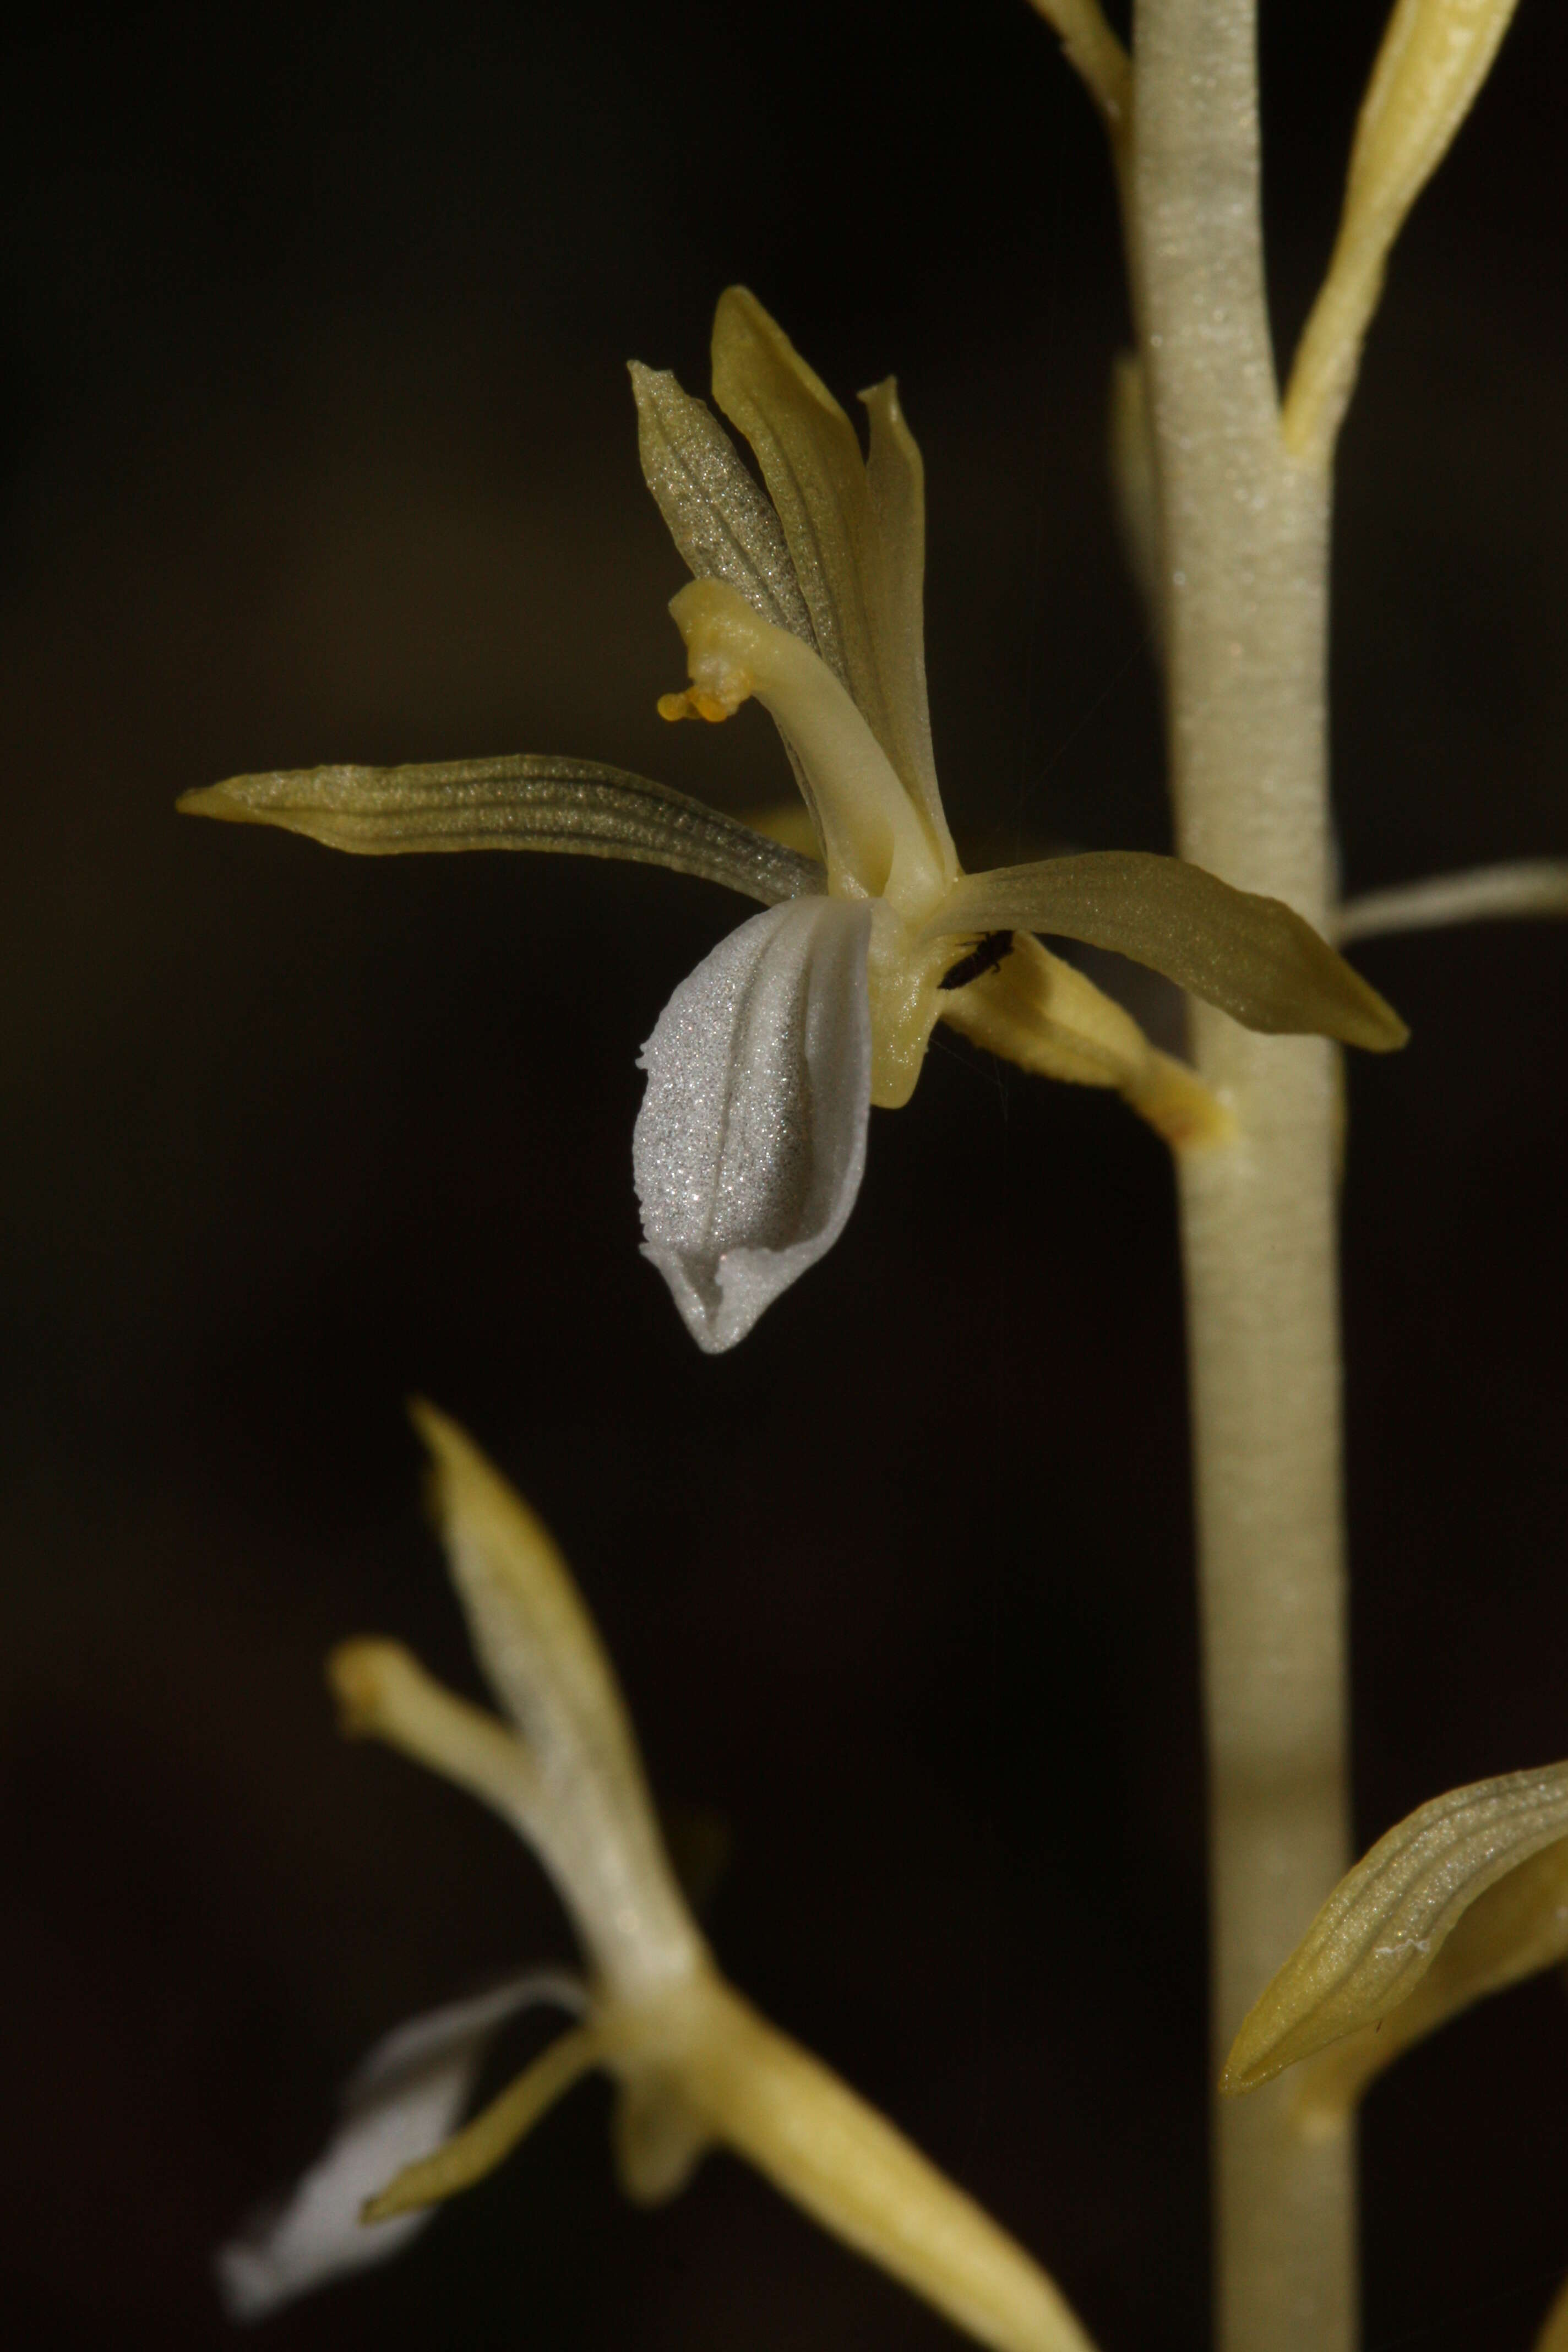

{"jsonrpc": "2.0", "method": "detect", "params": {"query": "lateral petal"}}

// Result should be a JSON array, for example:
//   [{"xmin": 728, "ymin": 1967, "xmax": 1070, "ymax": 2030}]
[
  {"xmin": 214, "ymin": 1973, "xmax": 584, "ymax": 2321},
  {"xmin": 633, "ymin": 897, "xmax": 873, "ymax": 1353},
  {"xmin": 930, "ymin": 853, "xmax": 1408, "ymax": 1050},
  {"xmin": 711, "ymin": 290, "xmax": 949, "ymax": 853}
]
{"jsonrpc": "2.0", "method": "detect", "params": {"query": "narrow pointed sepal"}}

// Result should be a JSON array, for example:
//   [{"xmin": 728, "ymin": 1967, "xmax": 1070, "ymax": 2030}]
[
  {"xmin": 179, "ymin": 755, "xmax": 823, "ymax": 906},
  {"xmin": 634, "ymin": 896, "xmax": 873, "ymax": 1352},
  {"xmin": 214, "ymin": 1974, "xmax": 584, "ymax": 2321},
  {"xmin": 930, "ymin": 853, "xmax": 1408, "ymax": 1050},
  {"xmin": 682, "ymin": 1981, "xmax": 1099, "ymax": 2352},
  {"xmin": 1223, "ymin": 1760, "xmax": 1568, "ymax": 2095}
]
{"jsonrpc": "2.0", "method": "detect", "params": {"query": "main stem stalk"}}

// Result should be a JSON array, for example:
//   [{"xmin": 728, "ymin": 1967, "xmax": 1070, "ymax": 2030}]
[{"xmin": 1130, "ymin": 4, "xmax": 1355, "ymax": 2348}]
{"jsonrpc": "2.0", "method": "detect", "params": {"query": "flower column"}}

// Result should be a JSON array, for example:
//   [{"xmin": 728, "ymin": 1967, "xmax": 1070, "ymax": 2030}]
[{"xmin": 1130, "ymin": 4, "xmax": 1355, "ymax": 2349}]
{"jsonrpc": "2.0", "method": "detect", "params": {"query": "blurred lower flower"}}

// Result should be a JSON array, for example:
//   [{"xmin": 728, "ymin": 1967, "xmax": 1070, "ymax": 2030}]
[{"xmin": 217, "ymin": 1403, "xmax": 1100, "ymax": 2352}]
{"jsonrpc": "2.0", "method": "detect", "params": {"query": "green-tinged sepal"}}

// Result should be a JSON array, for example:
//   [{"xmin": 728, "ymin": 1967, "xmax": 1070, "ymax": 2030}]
[
  {"xmin": 629, "ymin": 362, "xmax": 819, "ymax": 652},
  {"xmin": 928, "ymin": 851, "xmax": 1409, "ymax": 1050},
  {"xmin": 710, "ymin": 290, "xmax": 951, "ymax": 861},
  {"xmin": 178, "ymin": 754, "xmax": 824, "ymax": 907}
]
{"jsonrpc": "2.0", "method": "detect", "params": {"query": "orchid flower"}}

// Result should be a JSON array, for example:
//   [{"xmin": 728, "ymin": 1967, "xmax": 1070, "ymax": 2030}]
[
  {"xmin": 217, "ymin": 1403, "xmax": 1100, "ymax": 2352},
  {"xmin": 181, "ymin": 290, "xmax": 1405, "ymax": 1351}
]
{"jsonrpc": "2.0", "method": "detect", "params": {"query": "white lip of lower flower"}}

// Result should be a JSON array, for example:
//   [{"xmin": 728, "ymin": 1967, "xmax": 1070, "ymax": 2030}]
[{"xmin": 215, "ymin": 1969, "xmax": 589, "ymax": 2322}]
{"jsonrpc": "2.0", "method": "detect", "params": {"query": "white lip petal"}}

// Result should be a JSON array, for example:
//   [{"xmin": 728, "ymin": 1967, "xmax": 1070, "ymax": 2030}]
[
  {"xmin": 215, "ymin": 1971, "xmax": 585, "ymax": 2322},
  {"xmin": 633, "ymin": 897, "xmax": 873, "ymax": 1353}
]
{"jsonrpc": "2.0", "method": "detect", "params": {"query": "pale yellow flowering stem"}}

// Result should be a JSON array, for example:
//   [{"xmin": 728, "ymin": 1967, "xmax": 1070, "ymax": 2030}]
[
  {"xmin": 1110, "ymin": 0, "xmax": 1523, "ymax": 2335},
  {"xmin": 1130, "ymin": 3, "xmax": 1354, "ymax": 2346}
]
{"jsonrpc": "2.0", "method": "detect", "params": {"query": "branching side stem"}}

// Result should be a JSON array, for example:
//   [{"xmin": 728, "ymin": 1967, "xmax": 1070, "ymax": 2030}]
[{"xmin": 1130, "ymin": 3, "xmax": 1355, "ymax": 2348}]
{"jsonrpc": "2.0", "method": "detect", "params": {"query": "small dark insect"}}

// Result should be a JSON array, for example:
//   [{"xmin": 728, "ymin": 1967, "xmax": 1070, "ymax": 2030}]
[{"xmin": 937, "ymin": 930, "xmax": 1015, "ymax": 992}]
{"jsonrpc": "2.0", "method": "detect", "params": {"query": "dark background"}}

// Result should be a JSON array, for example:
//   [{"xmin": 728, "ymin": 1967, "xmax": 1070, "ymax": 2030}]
[{"xmin": 3, "ymin": 3, "xmax": 1565, "ymax": 2346}]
